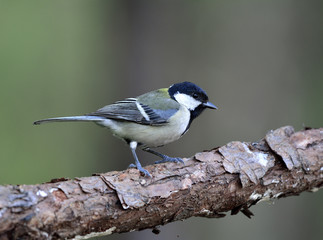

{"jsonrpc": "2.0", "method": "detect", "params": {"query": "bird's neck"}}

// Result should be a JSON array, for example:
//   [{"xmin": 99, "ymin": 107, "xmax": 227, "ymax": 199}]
[{"xmin": 182, "ymin": 105, "xmax": 206, "ymax": 135}]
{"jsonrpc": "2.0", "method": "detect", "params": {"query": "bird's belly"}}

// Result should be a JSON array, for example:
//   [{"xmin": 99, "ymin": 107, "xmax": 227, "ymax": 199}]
[{"xmin": 99, "ymin": 106, "xmax": 190, "ymax": 147}]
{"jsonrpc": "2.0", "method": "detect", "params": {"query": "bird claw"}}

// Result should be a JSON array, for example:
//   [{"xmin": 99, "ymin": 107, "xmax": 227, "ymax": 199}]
[
  {"xmin": 128, "ymin": 163, "xmax": 136, "ymax": 168},
  {"xmin": 139, "ymin": 168, "xmax": 152, "ymax": 178},
  {"xmin": 128, "ymin": 163, "xmax": 151, "ymax": 178},
  {"xmin": 155, "ymin": 157, "xmax": 184, "ymax": 164}
]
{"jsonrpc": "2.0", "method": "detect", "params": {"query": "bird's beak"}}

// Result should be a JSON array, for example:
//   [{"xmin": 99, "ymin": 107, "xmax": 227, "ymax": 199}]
[{"xmin": 203, "ymin": 101, "xmax": 217, "ymax": 109}]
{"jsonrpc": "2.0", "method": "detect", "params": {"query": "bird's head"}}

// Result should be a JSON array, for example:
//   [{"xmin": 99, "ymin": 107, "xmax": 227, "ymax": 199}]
[{"xmin": 169, "ymin": 81, "xmax": 217, "ymax": 110}]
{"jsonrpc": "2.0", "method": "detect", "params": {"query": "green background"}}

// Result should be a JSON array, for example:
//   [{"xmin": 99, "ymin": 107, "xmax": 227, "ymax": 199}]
[{"xmin": 0, "ymin": 1, "xmax": 322, "ymax": 240}]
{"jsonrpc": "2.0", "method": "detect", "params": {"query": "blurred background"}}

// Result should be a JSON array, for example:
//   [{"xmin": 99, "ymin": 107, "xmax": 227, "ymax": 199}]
[{"xmin": 0, "ymin": 0, "xmax": 322, "ymax": 239}]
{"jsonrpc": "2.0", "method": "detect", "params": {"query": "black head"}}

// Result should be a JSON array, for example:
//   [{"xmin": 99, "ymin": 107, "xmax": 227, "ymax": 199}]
[
  {"xmin": 168, "ymin": 82, "xmax": 217, "ymax": 128},
  {"xmin": 168, "ymin": 82, "xmax": 207, "ymax": 104},
  {"xmin": 168, "ymin": 82, "xmax": 217, "ymax": 111}
]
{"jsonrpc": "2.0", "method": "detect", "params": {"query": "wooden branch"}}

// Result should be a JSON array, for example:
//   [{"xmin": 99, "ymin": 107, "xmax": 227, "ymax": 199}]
[{"xmin": 0, "ymin": 126, "xmax": 322, "ymax": 240}]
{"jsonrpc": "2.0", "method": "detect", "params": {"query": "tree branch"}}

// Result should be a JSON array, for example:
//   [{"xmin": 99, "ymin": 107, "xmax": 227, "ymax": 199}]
[{"xmin": 0, "ymin": 126, "xmax": 322, "ymax": 239}]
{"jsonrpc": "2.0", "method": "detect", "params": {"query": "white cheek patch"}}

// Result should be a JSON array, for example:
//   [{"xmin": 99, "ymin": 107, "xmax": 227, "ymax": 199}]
[{"xmin": 174, "ymin": 93, "xmax": 201, "ymax": 110}]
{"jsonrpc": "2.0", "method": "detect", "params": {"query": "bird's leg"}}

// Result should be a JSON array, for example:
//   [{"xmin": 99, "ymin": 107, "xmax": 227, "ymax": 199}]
[
  {"xmin": 142, "ymin": 147, "xmax": 184, "ymax": 164},
  {"xmin": 129, "ymin": 141, "xmax": 151, "ymax": 177}
]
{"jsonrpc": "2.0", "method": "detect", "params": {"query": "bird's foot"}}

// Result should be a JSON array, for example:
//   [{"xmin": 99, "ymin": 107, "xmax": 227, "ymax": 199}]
[
  {"xmin": 128, "ymin": 163, "xmax": 151, "ymax": 178},
  {"xmin": 142, "ymin": 148, "xmax": 184, "ymax": 165},
  {"xmin": 155, "ymin": 156, "xmax": 184, "ymax": 164},
  {"xmin": 128, "ymin": 163, "xmax": 136, "ymax": 168}
]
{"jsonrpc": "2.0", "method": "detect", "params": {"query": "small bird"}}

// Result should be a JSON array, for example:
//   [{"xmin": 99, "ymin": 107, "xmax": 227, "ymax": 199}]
[{"xmin": 34, "ymin": 82, "xmax": 217, "ymax": 177}]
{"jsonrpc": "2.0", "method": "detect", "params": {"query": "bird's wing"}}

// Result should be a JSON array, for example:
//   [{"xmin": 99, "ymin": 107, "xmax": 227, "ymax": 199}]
[{"xmin": 88, "ymin": 93, "xmax": 180, "ymax": 125}]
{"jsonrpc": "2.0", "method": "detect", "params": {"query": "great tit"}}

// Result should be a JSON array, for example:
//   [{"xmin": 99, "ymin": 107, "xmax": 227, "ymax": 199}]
[{"xmin": 34, "ymin": 82, "xmax": 217, "ymax": 177}]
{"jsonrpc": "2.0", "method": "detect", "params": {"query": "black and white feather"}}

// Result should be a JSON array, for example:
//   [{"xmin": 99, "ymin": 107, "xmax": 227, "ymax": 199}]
[{"xmin": 88, "ymin": 98, "xmax": 168, "ymax": 125}]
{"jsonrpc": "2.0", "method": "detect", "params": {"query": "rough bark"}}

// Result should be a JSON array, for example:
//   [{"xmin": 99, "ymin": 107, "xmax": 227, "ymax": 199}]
[{"xmin": 0, "ymin": 126, "xmax": 322, "ymax": 239}]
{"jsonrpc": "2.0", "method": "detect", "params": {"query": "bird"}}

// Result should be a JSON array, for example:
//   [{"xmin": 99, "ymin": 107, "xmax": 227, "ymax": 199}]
[{"xmin": 34, "ymin": 82, "xmax": 217, "ymax": 177}]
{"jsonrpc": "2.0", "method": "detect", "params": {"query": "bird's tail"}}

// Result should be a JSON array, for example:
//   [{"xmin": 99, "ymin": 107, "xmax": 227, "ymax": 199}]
[{"xmin": 33, "ymin": 116, "xmax": 104, "ymax": 125}]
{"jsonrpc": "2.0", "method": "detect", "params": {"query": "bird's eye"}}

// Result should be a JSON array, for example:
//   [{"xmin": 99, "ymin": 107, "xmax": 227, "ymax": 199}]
[{"xmin": 193, "ymin": 93, "xmax": 199, "ymax": 99}]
